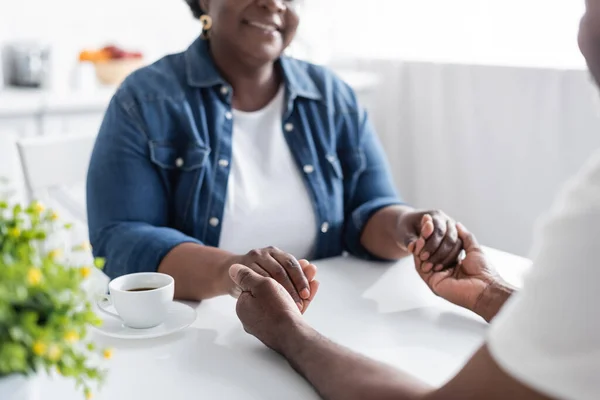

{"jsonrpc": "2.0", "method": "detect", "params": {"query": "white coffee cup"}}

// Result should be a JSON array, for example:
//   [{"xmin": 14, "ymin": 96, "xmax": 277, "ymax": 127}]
[{"xmin": 97, "ymin": 272, "xmax": 175, "ymax": 329}]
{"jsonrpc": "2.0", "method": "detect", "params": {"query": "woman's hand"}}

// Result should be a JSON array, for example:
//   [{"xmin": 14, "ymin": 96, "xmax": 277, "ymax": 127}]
[
  {"xmin": 414, "ymin": 223, "xmax": 511, "ymax": 321},
  {"xmin": 398, "ymin": 210, "xmax": 463, "ymax": 270},
  {"xmin": 224, "ymin": 247, "xmax": 317, "ymax": 313}
]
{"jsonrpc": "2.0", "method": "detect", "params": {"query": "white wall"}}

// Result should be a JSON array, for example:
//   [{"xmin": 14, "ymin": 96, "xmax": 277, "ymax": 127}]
[
  {"xmin": 340, "ymin": 58, "xmax": 600, "ymax": 257},
  {"xmin": 320, "ymin": 0, "xmax": 585, "ymax": 68}
]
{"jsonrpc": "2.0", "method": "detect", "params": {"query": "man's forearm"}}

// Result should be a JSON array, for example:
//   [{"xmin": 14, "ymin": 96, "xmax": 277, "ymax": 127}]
[
  {"xmin": 360, "ymin": 205, "xmax": 414, "ymax": 260},
  {"xmin": 473, "ymin": 280, "xmax": 515, "ymax": 323},
  {"xmin": 280, "ymin": 322, "xmax": 432, "ymax": 400},
  {"xmin": 158, "ymin": 243, "xmax": 235, "ymax": 301}
]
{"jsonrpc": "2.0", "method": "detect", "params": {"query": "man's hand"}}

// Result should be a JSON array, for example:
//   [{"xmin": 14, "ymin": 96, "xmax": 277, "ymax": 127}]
[
  {"xmin": 414, "ymin": 223, "xmax": 510, "ymax": 320},
  {"xmin": 224, "ymin": 247, "xmax": 316, "ymax": 312},
  {"xmin": 399, "ymin": 210, "xmax": 463, "ymax": 269},
  {"xmin": 229, "ymin": 263, "xmax": 320, "ymax": 353}
]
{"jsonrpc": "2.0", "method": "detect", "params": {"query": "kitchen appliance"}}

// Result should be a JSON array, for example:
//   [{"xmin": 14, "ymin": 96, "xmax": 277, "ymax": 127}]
[{"xmin": 6, "ymin": 43, "xmax": 51, "ymax": 88}]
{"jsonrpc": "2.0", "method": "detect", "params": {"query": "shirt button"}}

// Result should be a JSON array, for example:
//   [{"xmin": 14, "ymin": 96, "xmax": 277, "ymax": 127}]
[
  {"xmin": 175, "ymin": 157, "xmax": 184, "ymax": 168},
  {"xmin": 284, "ymin": 123, "xmax": 294, "ymax": 132},
  {"xmin": 209, "ymin": 217, "xmax": 220, "ymax": 227},
  {"xmin": 321, "ymin": 222, "xmax": 329, "ymax": 233},
  {"xmin": 220, "ymin": 86, "xmax": 229, "ymax": 95},
  {"xmin": 225, "ymin": 112, "xmax": 233, "ymax": 120},
  {"xmin": 218, "ymin": 159, "xmax": 229, "ymax": 167},
  {"xmin": 303, "ymin": 165, "xmax": 314, "ymax": 174}
]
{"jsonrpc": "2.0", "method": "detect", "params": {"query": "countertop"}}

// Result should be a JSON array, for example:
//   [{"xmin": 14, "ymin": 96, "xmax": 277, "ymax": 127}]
[{"xmin": 0, "ymin": 87, "xmax": 116, "ymax": 117}]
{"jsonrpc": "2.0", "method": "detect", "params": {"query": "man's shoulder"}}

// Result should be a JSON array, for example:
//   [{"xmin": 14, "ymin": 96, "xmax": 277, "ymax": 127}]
[{"xmin": 548, "ymin": 149, "xmax": 600, "ymax": 219}]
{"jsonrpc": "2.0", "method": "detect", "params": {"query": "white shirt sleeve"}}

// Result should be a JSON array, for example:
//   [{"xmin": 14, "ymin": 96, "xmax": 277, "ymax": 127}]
[{"xmin": 488, "ymin": 152, "xmax": 600, "ymax": 400}]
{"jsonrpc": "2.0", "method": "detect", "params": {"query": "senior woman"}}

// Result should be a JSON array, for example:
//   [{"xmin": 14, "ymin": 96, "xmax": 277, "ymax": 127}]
[{"xmin": 86, "ymin": 0, "xmax": 462, "ymax": 308}]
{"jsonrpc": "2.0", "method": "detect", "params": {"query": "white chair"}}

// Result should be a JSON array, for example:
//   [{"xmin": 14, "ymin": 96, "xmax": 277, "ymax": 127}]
[
  {"xmin": 17, "ymin": 132, "xmax": 97, "ymax": 223},
  {"xmin": 17, "ymin": 132, "xmax": 110, "ymax": 293},
  {"xmin": 0, "ymin": 130, "xmax": 26, "ymax": 202}
]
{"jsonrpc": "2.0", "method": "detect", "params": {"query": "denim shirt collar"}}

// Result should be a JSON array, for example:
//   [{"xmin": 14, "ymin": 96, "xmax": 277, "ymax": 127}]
[{"xmin": 184, "ymin": 37, "xmax": 322, "ymax": 102}]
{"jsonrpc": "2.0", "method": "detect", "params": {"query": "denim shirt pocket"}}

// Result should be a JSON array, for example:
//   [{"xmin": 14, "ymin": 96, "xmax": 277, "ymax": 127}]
[
  {"xmin": 149, "ymin": 141, "xmax": 212, "ymax": 226},
  {"xmin": 149, "ymin": 141, "xmax": 211, "ymax": 171}
]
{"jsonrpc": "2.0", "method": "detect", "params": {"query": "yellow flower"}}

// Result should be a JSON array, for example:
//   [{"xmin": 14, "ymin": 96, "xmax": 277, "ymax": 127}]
[
  {"xmin": 80, "ymin": 266, "xmax": 92, "ymax": 279},
  {"xmin": 27, "ymin": 268, "xmax": 43, "ymax": 286},
  {"xmin": 85, "ymin": 389, "xmax": 93, "ymax": 400},
  {"xmin": 7, "ymin": 227, "xmax": 20, "ymax": 238},
  {"xmin": 50, "ymin": 211, "xmax": 60, "ymax": 221},
  {"xmin": 102, "ymin": 348, "xmax": 113, "ymax": 360},
  {"xmin": 32, "ymin": 341, "xmax": 46, "ymax": 356},
  {"xmin": 64, "ymin": 330, "xmax": 79, "ymax": 344},
  {"xmin": 48, "ymin": 249, "xmax": 63, "ymax": 261},
  {"xmin": 47, "ymin": 344, "xmax": 62, "ymax": 362},
  {"xmin": 32, "ymin": 201, "xmax": 45, "ymax": 214}
]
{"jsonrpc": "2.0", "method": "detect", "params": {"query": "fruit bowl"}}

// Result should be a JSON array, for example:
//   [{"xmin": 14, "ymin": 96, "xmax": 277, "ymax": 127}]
[
  {"xmin": 93, "ymin": 58, "xmax": 145, "ymax": 86},
  {"xmin": 79, "ymin": 44, "xmax": 145, "ymax": 86}
]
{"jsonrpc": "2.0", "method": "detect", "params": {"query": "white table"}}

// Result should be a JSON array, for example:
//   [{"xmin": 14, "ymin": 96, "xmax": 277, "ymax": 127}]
[{"xmin": 40, "ymin": 248, "xmax": 531, "ymax": 399}]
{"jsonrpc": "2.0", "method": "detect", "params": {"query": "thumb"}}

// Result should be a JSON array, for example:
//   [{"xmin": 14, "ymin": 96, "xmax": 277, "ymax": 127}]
[
  {"xmin": 229, "ymin": 264, "xmax": 265, "ymax": 293},
  {"xmin": 402, "ymin": 215, "xmax": 426, "ymax": 248},
  {"xmin": 420, "ymin": 214, "xmax": 435, "ymax": 239},
  {"xmin": 456, "ymin": 223, "xmax": 481, "ymax": 253}
]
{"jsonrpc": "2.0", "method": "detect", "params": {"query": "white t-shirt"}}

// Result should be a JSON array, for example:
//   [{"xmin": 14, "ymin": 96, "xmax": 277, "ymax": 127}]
[
  {"xmin": 218, "ymin": 86, "xmax": 317, "ymax": 259},
  {"xmin": 488, "ymin": 151, "xmax": 600, "ymax": 400}
]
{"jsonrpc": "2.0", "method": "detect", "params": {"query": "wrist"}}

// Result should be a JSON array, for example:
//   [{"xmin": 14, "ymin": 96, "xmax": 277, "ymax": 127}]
[
  {"xmin": 278, "ymin": 318, "xmax": 318, "ymax": 357},
  {"xmin": 473, "ymin": 279, "xmax": 515, "ymax": 323},
  {"xmin": 393, "ymin": 206, "xmax": 417, "ymax": 251}
]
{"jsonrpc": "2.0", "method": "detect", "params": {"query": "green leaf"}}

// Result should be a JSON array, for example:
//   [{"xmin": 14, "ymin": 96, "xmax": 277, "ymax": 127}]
[
  {"xmin": 8, "ymin": 326, "xmax": 28, "ymax": 342},
  {"xmin": 0, "ymin": 343, "xmax": 29, "ymax": 375}
]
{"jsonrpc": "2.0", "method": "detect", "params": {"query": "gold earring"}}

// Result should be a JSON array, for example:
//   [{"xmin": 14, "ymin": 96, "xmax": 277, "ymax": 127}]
[{"xmin": 200, "ymin": 15, "xmax": 213, "ymax": 39}]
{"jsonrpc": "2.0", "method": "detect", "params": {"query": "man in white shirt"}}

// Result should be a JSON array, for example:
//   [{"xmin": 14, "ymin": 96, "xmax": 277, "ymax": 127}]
[{"xmin": 226, "ymin": 2, "xmax": 600, "ymax": 399}]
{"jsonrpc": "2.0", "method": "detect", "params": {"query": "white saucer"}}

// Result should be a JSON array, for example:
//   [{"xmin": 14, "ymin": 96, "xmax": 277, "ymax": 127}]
[{"xmin": 92, "ymin": 302, "xmax": 197, "ymax": 339}]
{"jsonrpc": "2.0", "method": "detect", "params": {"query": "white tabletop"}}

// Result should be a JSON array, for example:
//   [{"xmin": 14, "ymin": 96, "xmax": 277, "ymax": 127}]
[{"xmin": 40, "ymin": 248, "xmax": 531, "ymax": 399}]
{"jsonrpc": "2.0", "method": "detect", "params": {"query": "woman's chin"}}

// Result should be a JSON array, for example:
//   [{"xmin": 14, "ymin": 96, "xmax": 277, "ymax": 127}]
[{"xmin": 242, "ymin": 44, "xmax": 286, "ymax": 64}]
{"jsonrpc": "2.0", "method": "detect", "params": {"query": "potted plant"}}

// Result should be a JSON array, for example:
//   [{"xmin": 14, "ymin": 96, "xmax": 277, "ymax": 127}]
[{"xmin": 0, "ymin": 194, "xmax": 111, "ymax": 400}]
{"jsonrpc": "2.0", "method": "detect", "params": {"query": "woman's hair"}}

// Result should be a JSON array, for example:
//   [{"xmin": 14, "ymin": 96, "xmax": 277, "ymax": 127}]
[{"xmin": 184, "ymin": 0, "xmax": 204, "ymax": 19}]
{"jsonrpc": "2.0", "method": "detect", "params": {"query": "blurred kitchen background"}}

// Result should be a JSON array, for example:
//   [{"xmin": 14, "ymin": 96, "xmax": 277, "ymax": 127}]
[{"xmin": 0, "ymin": 0, "xmax": 596, "ymax": 257}]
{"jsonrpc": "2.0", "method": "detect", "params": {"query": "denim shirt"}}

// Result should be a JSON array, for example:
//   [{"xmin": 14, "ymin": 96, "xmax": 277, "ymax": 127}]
[{"xmin": 87, "ymin": 37, "xmax": 403, "ymax": 279}]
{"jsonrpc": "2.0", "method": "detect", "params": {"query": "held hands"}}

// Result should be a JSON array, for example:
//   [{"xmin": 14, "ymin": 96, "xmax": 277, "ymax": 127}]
[
  {"xmin": 226, "ymin": 247, "xmax": 318, "ymax": 313},
  {"xmin": 413, "ymin": 222, "xmax": 501, "ymax": 314},
  {"xmin": 398, "ymin": 210, "xmax": 463, "ymax": 269},
  {"xmin": 229, "ymin": 263, "xmax": 319, "ymax": 353}
]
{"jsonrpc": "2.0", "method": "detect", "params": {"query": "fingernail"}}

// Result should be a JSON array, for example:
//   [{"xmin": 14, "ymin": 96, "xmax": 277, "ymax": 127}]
[
  {"xmin": 296, "ymin": 302, "xmax": 303, "ymax": 311},
  {"xmin": 424, "ymin": 263, "xmax": 433, "ymax": 272},
  {"xmin": 435, "ymin": 264, "xmax": 444, "ymax": 272},
  {"xmin": 300, "ymin": 288, "xmax": 310, "ymax": 299},
  {"xmin": 421, "ymin": 252, "xmax": 430, "ymax": 261}
]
